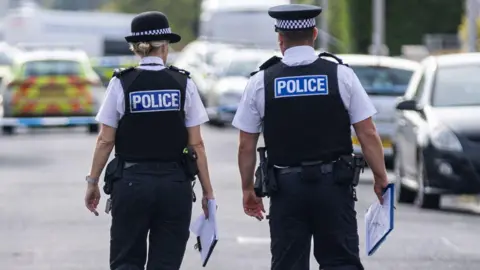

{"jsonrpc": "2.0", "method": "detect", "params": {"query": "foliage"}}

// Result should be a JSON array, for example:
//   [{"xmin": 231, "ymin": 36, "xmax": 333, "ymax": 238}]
[
  {"xmin": 350, "ymin": 0, "xmax": 463, "ymax": 55},
  {"xmin": 292, "ymin": 0, "xmax": 353, "ymax": 53},
  {"xmin": 101, "ymin": 0, "xmax": 201, "ymax": 50},
  {"xmin": 327, "ymin": 0, "xmax": 353, "ymax": 53}
]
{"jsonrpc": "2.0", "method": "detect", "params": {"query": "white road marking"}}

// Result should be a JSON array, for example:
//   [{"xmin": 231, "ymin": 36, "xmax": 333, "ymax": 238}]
[
  {"xmin": 236, "ymin": 237, "xmax": 271, "ymax": 245},
  {"xmin": 440, "ymin": 237, "xmax": 461, "ymax": 253}
]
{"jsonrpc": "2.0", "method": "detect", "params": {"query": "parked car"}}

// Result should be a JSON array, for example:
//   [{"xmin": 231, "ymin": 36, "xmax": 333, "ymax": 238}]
[
  {"xmin": 394, "ymin": 53, "xmax": 480, "ymax": 209},
  {"xmin": 173, "ymin": 40, "xmax": 234, "ymax": 105},
  {"xmin": 324, "ymin": 54, "xmax": 420, "ymax": 168},
  {"xmin": 205, "ymin": 48, "xmax": 274, "ymax": 126},
  {"xmin": 0, "ymin": 47, "xmax": 104, "ymax": 135}
]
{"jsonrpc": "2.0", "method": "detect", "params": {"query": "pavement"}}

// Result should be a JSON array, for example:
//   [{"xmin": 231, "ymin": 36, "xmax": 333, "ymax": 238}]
[{"xmin": 1, "ymin": 125, "xmax": 480, "ymax": 270}]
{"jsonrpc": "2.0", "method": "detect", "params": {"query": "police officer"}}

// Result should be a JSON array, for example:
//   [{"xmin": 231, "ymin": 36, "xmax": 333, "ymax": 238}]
[
  {"xmin": 84, "ymin": 11, "xmax": 215, "ymax": 270},
  {"xmin": 233, "ymin": 4, "xmax": 389, "ymax": 270}
]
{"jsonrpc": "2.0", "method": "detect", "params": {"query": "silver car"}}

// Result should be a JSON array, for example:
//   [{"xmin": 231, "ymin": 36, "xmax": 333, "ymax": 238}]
[
  {"xmin": 205, "ymin": 48, "xmax": 274, "ymax": 126},
  {"xmin": 173, "ymin": 40, "xmax": 234, "ymax": 105},
  {"xmin": 333, "ymin": 54, "xmax": 421, "ymax": 167}
]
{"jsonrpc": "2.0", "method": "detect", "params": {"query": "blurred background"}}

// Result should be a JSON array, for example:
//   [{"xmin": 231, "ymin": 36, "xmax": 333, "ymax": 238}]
[{"xmin": 1, "ymin": 0, "xmax": 480, "ymax": 269}]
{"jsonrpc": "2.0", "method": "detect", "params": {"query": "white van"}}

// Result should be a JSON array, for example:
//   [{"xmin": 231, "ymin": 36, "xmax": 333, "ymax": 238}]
[{"xmin": 200, "ymin": 0, "xmax": 291, "ymax": 49}]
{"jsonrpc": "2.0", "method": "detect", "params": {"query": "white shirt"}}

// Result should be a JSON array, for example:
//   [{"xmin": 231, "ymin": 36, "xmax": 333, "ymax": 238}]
[
  {"xmin": 232, "ymin": 46, "xmax": 377, "ymax": 133},
  {"xmin": 96, "ymin": 56, "xmax": 209, "ymax": 128}
]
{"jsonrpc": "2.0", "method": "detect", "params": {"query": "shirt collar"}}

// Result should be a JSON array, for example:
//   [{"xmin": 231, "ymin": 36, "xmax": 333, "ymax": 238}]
[
  {"xmin": 283, "ymin": 45, "xmax": 317, "ymax": 61},
  {"xmin": 139, "ymin": 56, "xmax": 165, "ymax": 66}
]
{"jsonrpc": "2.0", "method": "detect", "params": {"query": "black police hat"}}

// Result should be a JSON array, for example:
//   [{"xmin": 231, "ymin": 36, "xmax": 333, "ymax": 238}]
[
  {"xmin": 268, "ymin": 4, "xmax": 322, "ymax": 32},
  {"xmin": 125, "ymin": 11, "xmax": 181, "ymax": 43}
]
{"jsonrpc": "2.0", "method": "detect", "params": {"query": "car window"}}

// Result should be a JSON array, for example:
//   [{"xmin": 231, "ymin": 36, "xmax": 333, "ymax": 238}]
[
  {"xmin": 432, "ymin": 65, "xmax": 480, "ymax": 107},
  {"xmin": 350, "ymin": 66, "xmax": 414, "ymax": 96},
  {"xmin": 0, "ymin": 52, "xmax": 14, "ymax": 66},
  {"xmin": 22, "ymin": 60, "xmax": 82, "ymax": 77}
]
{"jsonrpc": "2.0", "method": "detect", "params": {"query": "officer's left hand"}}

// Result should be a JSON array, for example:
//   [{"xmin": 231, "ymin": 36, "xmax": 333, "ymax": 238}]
[{"xmin": 85, "ymin": 184, "xmax": 101, "ymax": 216}]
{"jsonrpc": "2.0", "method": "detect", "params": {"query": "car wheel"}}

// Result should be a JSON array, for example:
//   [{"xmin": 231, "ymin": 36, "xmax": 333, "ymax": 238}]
[
  {"xmin": 415, "ymin": 155, "xmax": 440, "ymax": 209},
  {"xmin": 2, "ymin": 126, "xmax": 15, "ymax": 135},
  {"xmin": 394, "ymin": 152, "xmax": 416, "ymax": 204},
  {"xmin": 88, "ymin": 124, "xmax": 99, "ymax": 134},
  {"xmin": 385, "ymin": 157, "xmax": 394, "ymax": 170},
  {"xmin": 207, "ymin": 119, "xmax": 225, "ymax": 128}
]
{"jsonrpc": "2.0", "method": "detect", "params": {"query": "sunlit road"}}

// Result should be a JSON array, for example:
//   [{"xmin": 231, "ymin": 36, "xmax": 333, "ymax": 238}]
[{"xmin": 1, "ymin": 126, "xmax": 480, "ymax": 270}]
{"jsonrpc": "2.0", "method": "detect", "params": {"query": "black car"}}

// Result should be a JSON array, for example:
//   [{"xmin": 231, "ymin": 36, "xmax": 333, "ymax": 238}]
[{"xmin": 394, "ymin": 53, "xmax": 480, "ymax": 209}]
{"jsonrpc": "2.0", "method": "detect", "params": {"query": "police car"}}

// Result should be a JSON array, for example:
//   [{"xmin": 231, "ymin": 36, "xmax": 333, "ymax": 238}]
[
  {"xmin": 205, "ymin": 48, "xmax": 275, "ymax": 126},
  {"xmin": 0, "ymin": 47, "xmax": 105, "ymax": 135},
  {"xmin": 323, "ymin": 54, "xmax": 420, "ymax": 168}
]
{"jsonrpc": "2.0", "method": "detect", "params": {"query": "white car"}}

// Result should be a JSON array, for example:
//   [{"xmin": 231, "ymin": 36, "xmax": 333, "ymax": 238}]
[
  {"xmin": 328, "ymin": 54, "xmax": 421, "ymax": 167},
  {"xmin": 173, "ymin": 40, "xmax": 234, "ymax": 104},
  {"xmin": 205, "ymin": 48, "xmax": 275, "ymax": 126}
]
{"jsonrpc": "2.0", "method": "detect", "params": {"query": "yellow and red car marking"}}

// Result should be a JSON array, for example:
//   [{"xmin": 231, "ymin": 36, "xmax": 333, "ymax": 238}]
[{"xmin": 9, "ymin": 75, "xmax": 95, "ymax": 115}]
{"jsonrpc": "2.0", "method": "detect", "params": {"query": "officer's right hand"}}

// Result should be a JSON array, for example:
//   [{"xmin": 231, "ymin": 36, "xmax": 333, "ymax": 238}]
[
  {"xmin": 202, "ymin": 192, "xmax": 215, "ymax": 219},
  {"xmin": 243, "ymin": 189, "xmax": 265, "ymax": 221},
  {"xmin": 373, "ymin": 178, "xmax": 389, "ymax": 204},
  {"xmin": 85, "ymin": 183, "xmax": 101, "ymax": 216}
]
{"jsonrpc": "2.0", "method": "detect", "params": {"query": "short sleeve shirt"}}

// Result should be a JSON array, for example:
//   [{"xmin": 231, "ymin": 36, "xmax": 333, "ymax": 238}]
[
  {"xmin": 232, "ymin": 46, "xmax": 377, "ymax": 133},
  {"xmin": 95, "ymin": 56, "xmax": 209, "ymax": 128}
]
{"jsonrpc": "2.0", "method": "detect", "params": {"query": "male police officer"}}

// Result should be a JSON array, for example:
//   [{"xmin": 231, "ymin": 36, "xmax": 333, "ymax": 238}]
[
  {"xmin": 84, "ymin": 11, "xmax": 215, "ymax": 270},
  {"xmin": 233, "ymin": 4, "xmax": 389, "ymax": 270}
]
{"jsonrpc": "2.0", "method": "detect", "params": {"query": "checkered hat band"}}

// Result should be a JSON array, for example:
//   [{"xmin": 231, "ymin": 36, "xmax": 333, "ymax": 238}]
[
  {"xmin": 276, "ymin": 18, "xmax": 316, "ymax": 30},
  {"xmin": 131, "ymin": 28, "xmax": 171, "ymax": 36}
]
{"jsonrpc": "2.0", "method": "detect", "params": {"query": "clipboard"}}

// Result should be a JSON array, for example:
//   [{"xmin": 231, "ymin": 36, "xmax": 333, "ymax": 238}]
[
  {"xmin": 190, "ymin": 199, "xmax": 219, "ymax": 267},
  {"xmin": 195, "ymin": 235, "xmax": 218, "ymax": 267},
  {"xmin": 365, "ymin": 183, "xmax": 395, "ymax": 256}
]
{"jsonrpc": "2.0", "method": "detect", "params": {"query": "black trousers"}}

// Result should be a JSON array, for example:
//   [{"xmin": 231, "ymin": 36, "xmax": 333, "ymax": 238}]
[
  {"xmin": 269, "ymin": 169, "xmax": 364, "ymax": 270},
  {"xmin": 109, "ymin": 162, "xmax": 193, "ymax": 270}
]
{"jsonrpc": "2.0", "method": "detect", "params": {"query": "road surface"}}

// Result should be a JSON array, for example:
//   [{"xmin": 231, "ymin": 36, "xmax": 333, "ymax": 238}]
[{"xmin": 1, "ymin": 125, "xmax": 480, "ymax": 270}]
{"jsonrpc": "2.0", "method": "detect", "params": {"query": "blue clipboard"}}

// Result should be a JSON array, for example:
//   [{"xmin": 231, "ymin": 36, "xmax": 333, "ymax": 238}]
[{"xmin": 366, "ymin": 183, "xmax": 395, "ymax": 256}]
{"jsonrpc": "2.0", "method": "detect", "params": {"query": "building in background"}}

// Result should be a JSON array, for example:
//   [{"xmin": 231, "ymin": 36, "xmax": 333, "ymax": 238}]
[
  {"xmin": 200, "ymin": 0, "xmax": 291, "ymax": 49},
  {"xmin": 0, "ymin": 2, "xmax": 135, "ymax": 56},
  {"xmin": 7, "ymin": 0, "xmax": 107, "ymax": 10},
  {"xmin": 45, "ymin": 0, "xmax": 109, "ymax": 10}
]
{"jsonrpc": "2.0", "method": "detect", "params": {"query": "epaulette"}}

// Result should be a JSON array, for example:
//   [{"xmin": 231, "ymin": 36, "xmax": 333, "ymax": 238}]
[
  {"xmin": 318, "ymin": 52, "xmax": 349, "ymax": 67},
  {"xmin": 112, "ymin": 66, "xmax": 136, "ymax": 78},
  {"xmin": 250, "ymin": 56, "xmax": 283, "ymax": 76},
  {"xmin": 168, "ymin": 65, "xmax": 191, "ymax": 78}
]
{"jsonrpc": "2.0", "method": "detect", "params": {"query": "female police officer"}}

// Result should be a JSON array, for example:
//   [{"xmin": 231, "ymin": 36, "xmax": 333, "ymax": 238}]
[{"xmin": 84, "ymin": 11, "xmax": 215, "ymax": 270}]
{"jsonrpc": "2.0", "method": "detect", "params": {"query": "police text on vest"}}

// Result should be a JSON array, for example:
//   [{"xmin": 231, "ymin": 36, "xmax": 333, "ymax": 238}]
[
  {"xmin": 274, "ymin": 75, "xmax": 329, "ymax": 98},
  {"xmin": 129, "ymin": 90, "xmax": 181, "ymax": 113}
]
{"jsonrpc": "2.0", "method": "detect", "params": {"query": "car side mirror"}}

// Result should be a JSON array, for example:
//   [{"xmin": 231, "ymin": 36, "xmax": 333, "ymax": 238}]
[{"xmin": 396, "ymin": 99, "xmax": 420, "ymax": 111}]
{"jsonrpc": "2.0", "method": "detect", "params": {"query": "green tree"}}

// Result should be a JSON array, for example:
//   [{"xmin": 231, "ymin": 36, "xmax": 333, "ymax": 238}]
[
  {"xmin": 293, "ymin": 0, "xmax": 353, "ymax": 53},
  {"xmin": 327, "ymin": 0, "xmax": 353, "ymax": 53},
  {"xmin": 102, "ymin": 0, "xmax": 200, "ymax": 50},
  {"xmin": 350, "ymin": 0, "xmax": 463, "ymax": 55}
]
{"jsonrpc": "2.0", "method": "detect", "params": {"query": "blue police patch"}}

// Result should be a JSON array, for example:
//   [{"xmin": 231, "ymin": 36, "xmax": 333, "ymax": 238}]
[
  {"xmin": 129, "ymin": 90, "xmax": 181, "ymax": 113},
  {"xmin": 274, "ymin": 75, "xmax": 328, "ymax": 98}
]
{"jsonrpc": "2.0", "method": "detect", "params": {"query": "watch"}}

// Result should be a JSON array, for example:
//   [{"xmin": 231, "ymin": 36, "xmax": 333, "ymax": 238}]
[{"xmin": 86, "ymin": 175, "xmax": 99, "ymax": 184}]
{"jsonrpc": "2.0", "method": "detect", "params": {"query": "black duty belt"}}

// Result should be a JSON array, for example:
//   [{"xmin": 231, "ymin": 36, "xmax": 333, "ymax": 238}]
[
  {"xmin": 124, "ymin": 161, "xmax": 180, "ymax": 170},
  {"xmin": 274, "ymin": 161, "xmax": 334, "ymax": 175}
]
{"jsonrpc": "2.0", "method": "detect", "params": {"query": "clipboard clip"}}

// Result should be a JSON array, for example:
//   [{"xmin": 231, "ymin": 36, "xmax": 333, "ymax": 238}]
[{"xmin": 194, "ymin": 236, "xmax": 202, "ymax": 251}]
